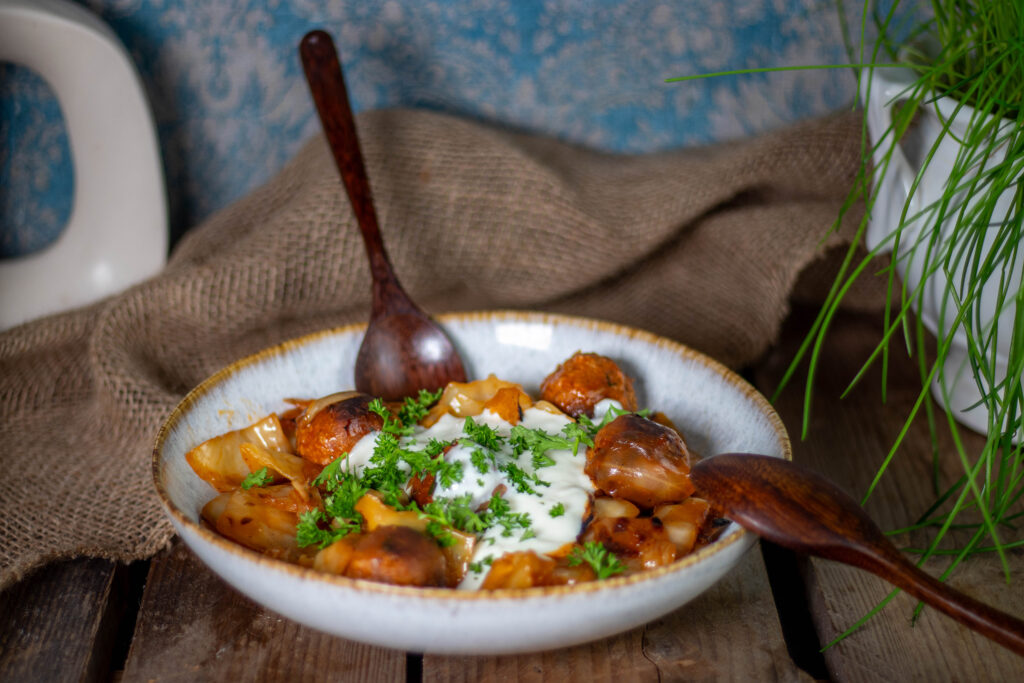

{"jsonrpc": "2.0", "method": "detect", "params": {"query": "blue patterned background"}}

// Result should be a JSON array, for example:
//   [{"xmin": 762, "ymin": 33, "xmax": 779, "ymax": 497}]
[{"xmin": 1, "ymin": 0, "xmax": 865, "ymax": 257}]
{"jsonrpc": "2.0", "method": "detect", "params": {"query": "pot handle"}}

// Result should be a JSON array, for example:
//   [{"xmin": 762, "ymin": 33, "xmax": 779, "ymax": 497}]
[
  {"xmin": 0, "ymin": 0, "xmax": 167, "ymax": 330},
  {"xmin": 861, "ymin": 67, "xmax": 921, "ymax": 254}
]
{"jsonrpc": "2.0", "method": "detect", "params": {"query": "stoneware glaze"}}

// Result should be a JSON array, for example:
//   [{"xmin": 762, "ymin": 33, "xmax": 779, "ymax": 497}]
[{"xmin": 152, "ymin": 311, "xmax": 791, "ymax": 654}]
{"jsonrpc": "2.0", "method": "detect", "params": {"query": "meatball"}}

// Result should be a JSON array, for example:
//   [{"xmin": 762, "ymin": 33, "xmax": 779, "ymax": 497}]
[
  {"xmin": 294, "ymin": 392, "xmax": 383, "ymax": 465},
  {"xmin": 345, "ymin": 526, "xmax": 447, "ymax": 587},
  {"xmin": 585, "ymin": 414, "xmax": 695, "ymax": 507},
  {"xmin": 539, "ymin": 352, "xmax": 638, "ymax": 418}
]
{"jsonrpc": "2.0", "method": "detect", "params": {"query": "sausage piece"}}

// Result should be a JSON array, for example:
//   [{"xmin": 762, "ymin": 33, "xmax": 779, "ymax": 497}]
[
  {"xmin": 585, "ymin": 414, "xmax": 695, "ymax": 507},
  {"xmin": 345, "ymin": 525, "xmax": 447, "ymax": 587},
  {"xmin": 539, "ymin": 352, "xmax": 637, "ymax": 418},
  {"xmin": 294, "ymin": 393, "xmax": 383, "ymax": 465}
]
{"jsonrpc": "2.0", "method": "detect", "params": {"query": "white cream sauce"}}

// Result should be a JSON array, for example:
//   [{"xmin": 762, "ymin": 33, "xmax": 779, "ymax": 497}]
[{"xmin": 342, "ymin": 401, "xmax": 624, "ymax": 590}]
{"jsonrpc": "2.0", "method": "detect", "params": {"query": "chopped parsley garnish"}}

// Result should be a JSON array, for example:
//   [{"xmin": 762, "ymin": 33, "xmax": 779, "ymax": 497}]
[
  {"xmin": 313, "ymin": 455, "xmax": 346, "ymax": 487},
  {"xmin": 470, "ymin": 448, "xmax": 492, "ymax": 474},
  {"xmin": 418, "ymin": 492, "xmax": 532, "ymax": 541},
  {"xmin": 462, "ymin": 417, "xmax": 505, "ymax": 450},
  {"xmin": 396, "ymin": 387, "xmax": 443, "ymax": 427},
  {"xmin": 577, "ymin": 406, "xmax": 651, "ymax": 439},
  {"xmin": 569, "ymin": 541, "xmax": 627, "ymax": 579},
  {"xmin": 509, "ymin": 422, "xmax": 591, "ymax": 460},
  {"xmin": 468, "ymin": 554, "xmax": 495, "ymax": 574},
  {"xmin": 301, "ymin": 456, "xmax": 367, "ymax": 547},
  {"xmin": 240, "ymin": 466, "xmax": 273, "ymax": 489},
  {"xmin": 296, "ymin": 508, "xmax": 360, "ymax": 548},
  {"xmin": 321, "ymin": 472, "xmax": 368, "ymax": 521},
  {"xmin": 434, "ymin": 458, "xmax": 465, "ymax": 489},
  {"xmin": 362, "ymin": 433, "xmax": 407, "ymax": 504},
  {"xmin": 368, "ymin": 398, "xmax": 413, "ymax": 436},
  {"xmin": 296, "ymin": 393, "xmax": 622, "ymax": 562},
  {"xmin": 499, "ymin": 461, "xmax": 550, "ymax": 495}
]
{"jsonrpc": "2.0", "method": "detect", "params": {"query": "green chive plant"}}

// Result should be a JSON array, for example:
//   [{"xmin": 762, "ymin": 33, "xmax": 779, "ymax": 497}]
[{"xmin": 672, "ymin": 0, "xmax": 1023, "ymax": 635}]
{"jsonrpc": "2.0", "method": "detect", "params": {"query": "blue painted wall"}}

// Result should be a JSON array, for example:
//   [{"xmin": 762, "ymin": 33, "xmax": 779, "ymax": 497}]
[{"xmin": 1, "ymin": 0, "xmax": 863, "ymax": 256}]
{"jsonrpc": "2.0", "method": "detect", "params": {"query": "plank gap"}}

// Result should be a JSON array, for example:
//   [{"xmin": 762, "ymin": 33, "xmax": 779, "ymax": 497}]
[{"xmin": 406, "ymin": 652, "xmax": 423, "ymax": 682}]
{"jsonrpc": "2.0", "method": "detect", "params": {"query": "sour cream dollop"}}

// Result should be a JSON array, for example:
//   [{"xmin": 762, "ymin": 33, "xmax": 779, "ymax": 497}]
[{"xmin": 343, "ymin": 401, "xmax": 624, "ymax": 589}]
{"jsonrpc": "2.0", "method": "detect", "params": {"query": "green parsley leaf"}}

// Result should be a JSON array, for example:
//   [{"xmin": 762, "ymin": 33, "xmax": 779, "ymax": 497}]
[
  {"xmin": 509, "ymin": 423, "xmax": 590, "ymax": 461},
  {"xmin": 312, "ymin": 456, "xmax": 346, "ymax": 489},
  {"xmin": 295, "ymin": 509, "xmax": 358, "ymax": 548},
  {"xmin": 468, "ymin": 554, "xmax": 495, "ymax": 574},
  {"xmin": 568, "ymin": 541, "xmax": 626, "ymax": 579},
  {"xmin": 434, "ymin": 458, "xmax": 465, "ymax": 489},
  {"xmin": 241, "ymin": 466, "xmax": 273, "ymax": 490},
  {"xmin": 368, "ymin": 398, "xmax": 414, "ymax": 436},
  {"xmin": 462, "ymin": 417, "xmax": 505, "ymax": 450},
  {"xmin": 488, "ymin": 494, "xmax": 511, "ymax": 517},
  {"xmin": 500, "ymin": 461, "xmax": 550, "ymax": 495},
  {"xmin": 559, "ymin": 422, "xmax": 594, "ymax": 455},
  {"xmin": 549, "ymin": 502, "xmax": 566, "ymax": 518},
  {"xmin": 470, "ymin": 448, "xmax": 491, "ymax": 474},
  {"xmin": 578, "ymin": 406, "xmax": 652, "ymax": 439},
  {"xmin": 322, "ymin": 474, "xmax": 368, "ymax": 522},
  {"xmin": 423, "ymin": 438, "xmax": 449, "ymax": 458},
  {"xmin": 397, "ymin": 387, "xmax": 443, "ymax": 427},
  {"xmin": 362, "ymin": 432, "xmax": 407, "ymax": 504},
  {"xmin": 425, "ymin": 520, "xmax": 457, "ymax": 547}
]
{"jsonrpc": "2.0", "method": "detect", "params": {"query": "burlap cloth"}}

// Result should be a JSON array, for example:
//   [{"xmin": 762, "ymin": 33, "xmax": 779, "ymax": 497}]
[{"xmin": 0, "ymin": 108, "xmax": 880, "ymax": 590}]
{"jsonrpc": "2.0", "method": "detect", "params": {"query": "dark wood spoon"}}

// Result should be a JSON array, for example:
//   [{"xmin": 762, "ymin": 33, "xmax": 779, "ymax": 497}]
[
  {"xmin": 299, "ymin": 29, "xmax": 467, "ymax": 400},
  {"xmin": 691, "ymin": 453, "xmax": 1024, "ymax": 656}
]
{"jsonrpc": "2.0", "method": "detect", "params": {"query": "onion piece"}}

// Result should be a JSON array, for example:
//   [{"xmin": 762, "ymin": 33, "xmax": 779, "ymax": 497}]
[{"xmin": 185, "ymin": 414, "xmax": 291, "ymax": 492}]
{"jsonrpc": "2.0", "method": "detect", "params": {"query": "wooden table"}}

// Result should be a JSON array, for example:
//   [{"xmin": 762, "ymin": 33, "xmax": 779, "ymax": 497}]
[{"xmin": 2, "ymin": 308, "xmax": 1022, "ymax": 681}]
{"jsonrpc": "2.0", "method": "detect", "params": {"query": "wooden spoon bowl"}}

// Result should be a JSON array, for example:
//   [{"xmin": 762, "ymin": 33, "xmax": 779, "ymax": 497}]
[{"xmin": 299, "ymin": 29, "xmax": 467, "ymax": 400}]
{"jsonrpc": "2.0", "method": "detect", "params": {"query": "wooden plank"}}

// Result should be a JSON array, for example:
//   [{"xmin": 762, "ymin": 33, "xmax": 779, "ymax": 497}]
[
  {"xmin": 757, "ymin": 307, "xmax": 1024, "ymax": 680},
  {"xmin": 120, "ymin": 539, "xmax": 406, "ymax": 683},
  {"xmin": 424, "ymin": 546, "xmax": 810, "ymax": 682},
  {"xmin": 0, "ymin": 558, "xmax": 119, "ymax": 682}
]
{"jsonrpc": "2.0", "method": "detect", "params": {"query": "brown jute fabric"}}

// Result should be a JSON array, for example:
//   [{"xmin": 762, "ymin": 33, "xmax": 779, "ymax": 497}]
[{"xmin": 0, "ymin": 108, "xmax": 876, "ymax": 590}]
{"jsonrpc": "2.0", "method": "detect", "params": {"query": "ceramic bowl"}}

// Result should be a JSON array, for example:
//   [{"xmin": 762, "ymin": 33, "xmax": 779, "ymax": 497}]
[{"xmin": 153, "ymin": 311, "xmax": 790, "ymax": 654}]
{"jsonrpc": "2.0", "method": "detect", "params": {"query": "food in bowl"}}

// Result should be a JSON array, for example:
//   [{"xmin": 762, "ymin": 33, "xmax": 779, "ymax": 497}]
[
  {"xmin": 185, "ymin": 351, "xmax": 718, "ymax": 590},
  {"xmin": 155, "ymin": 313, "xmax": 790, "ymax": 654}
]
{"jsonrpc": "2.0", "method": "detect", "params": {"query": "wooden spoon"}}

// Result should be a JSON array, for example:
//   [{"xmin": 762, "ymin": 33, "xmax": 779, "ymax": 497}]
[
  {"xmin": 299, "ymin": 29, "xmax": 467, "ymax": 400},
  {"xmin": 690, "ymin": 453, "xmax": 1024, "ymax": 656}
]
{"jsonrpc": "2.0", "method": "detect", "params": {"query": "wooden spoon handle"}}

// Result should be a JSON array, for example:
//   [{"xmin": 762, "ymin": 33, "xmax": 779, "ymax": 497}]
[
  {"xmin": 299, "ymin": 29, "xmax": 391, "ymax": 285},
  {"xmin": 876, "ymin": 551, "xmax": 1024, "ymax": 656}
]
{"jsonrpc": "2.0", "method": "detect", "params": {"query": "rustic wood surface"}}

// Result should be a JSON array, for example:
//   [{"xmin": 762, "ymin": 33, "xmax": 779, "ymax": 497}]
[
  {"xmin": 758, "ymin": 308, "xmax": 1024, "ymax": 681},
  {"xmin": 2, "ymin": 308, "xmax": 1022, "ymax": 681},
  {"xmin": 422, "ymin": 546, "xmax": 806, "ymax": 682},
  {"xmin": 120, "ymin": 541, "xmax": 406, "ymax": 683},
  {"xmin": 0, "ymin": 557, "xmax": 143, "ymax": 682}
]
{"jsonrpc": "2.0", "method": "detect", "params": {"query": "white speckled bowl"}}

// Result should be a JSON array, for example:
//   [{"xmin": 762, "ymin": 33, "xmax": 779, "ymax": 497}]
[{"xmin": 153, "ymin": 311, "xmax": 790, "ymax": 654}]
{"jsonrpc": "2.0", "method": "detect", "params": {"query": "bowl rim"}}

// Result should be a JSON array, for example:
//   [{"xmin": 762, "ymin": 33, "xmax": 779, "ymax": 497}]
[{"xmin": 152, "ymin": 309, "xmax": 792, "ymax": 602}]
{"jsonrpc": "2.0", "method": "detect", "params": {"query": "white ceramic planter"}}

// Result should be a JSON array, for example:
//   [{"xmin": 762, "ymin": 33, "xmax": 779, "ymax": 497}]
[{"xmin": 862, "ymin": 66, "xmax": 1022, "ymax": 437}]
